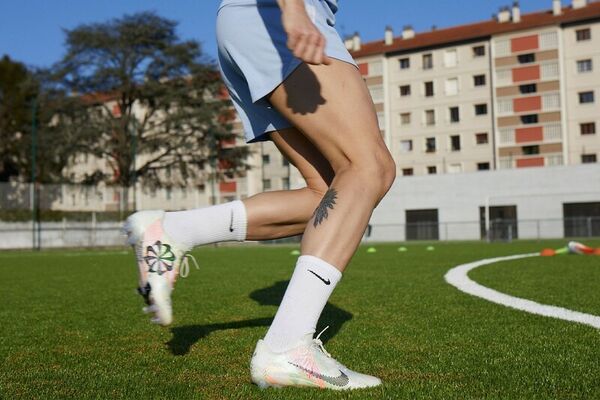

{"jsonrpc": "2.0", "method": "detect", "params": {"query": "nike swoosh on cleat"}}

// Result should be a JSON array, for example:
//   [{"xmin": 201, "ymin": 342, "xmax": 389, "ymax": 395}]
[
  {"xmin": 229, "ymin": 210, "xmax": 234, "ymax": 232},
  {"xmin": 308, "ymin": 269, "xmax": 331, "ymax": 285},
  {"xmin": 288, "ymin": 362, "xmax": 349, "ymax": 387}
]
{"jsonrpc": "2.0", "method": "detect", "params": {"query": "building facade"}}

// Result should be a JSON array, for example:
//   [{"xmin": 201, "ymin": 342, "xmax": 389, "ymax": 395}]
[{"xmin": 349, "ymin": 0, "xmax": 600, "ymax": 177}]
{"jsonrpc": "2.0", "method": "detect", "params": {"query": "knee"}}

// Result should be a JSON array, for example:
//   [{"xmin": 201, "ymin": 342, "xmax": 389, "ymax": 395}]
[
  {"xmin": 338, "ymin": 150, "xmax": 396, "ymax": 201},
  {"xmin": 372, "ymin": 153, "xmax": 396, "ymax": 201}
]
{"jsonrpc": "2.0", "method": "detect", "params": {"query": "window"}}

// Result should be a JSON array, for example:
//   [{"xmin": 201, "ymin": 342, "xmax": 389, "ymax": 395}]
[
  {"xmin": 262, "ymin": 179, "xmax": 271, "ymax": 190},
  {"xmin": 424, "ymin": 81, "xmax": 434, "ymax": 97},
  {"xmin": 577, "ymin": 59, "xmax": 593, "ymax": 73},
  {"xmin": 448, "ymin": 164, "xmax": 462, "ymax": 174},
  {"xmin": 517, "ymin": 53, "xmax": 536, "ymax": 64},
  {"xmin": 449, "ymin": 107, "xmax": 460, "ymax": 123},
  {"xmin": 369, "ymin": 85, "xmax": 384, "ymax": 103},
  {"xmin": 425, "ymin": 110, "xmax": 435, "ymax": 126},
  {"xmin": 282, "ymin": 158, "xmax": 290, "ymax": 166},
  {"xmin": 477, "ymin": 162, "xmax": 491, "ymax": 171},
  {"xmin": 522, "ymin": 145, "xmax": 540, "ymax": 155},
  {"xmin": 406, "ymin": 209, "xmax": 439, "ymax": 241},
  {"xmin": 402, "ymin": 168, "xmax": 414, "ymax": 176},
  {"xmin": 425, "ymin": 137, "xmax": 436, "ymax": 153},
  {"xmin": 581, "ymin": 122, "xmax": 596, "ymax": 135},
  {"xmin": 474, "ymin": 75, "xmax": 486, "ymax": 86},
  {"xmin": 400, "ymin": 113, "xmax": 411, "ymax": 125},
  {"xmin": 521, "ymin": 114, "xmax": 539, "ymax": 124},
  {"xmin": 520, "ymin": 83, "xmax": 537, "ymax": 94},
  {"xmin": 400, "ymin": 85, "xmax": 411, "ymax": 96},
  {"xmin": 423, "ymin": 53, "xmax": 433, "ymax": 70},
  {"xmin": 427, "ymin": 166, "xmax": 437, "ymax": 174},
  {"xmin": 473, "ymin": 45, "xmax": 486, "ymax": 57},
  {"xmin": 450, "ymin": 135, "xmax": 461, "ymax": 151},
  {"xmin": 475, "ymin": 104, "xmax": 488, "ymax": 116},
  {"xmin": 579, "ymin": 91, "xmax": 595, "ymax": 104},
  {"xmin": 400, "ymin": 140, "xmax": 413, "ymax": 152},
  {"xmin": 576, "ymin": 28, "xmax": 591, "ymax": 41},
  {"xmin": 399, "ymin": 57, "xmax": 410, "ymax": 69},
  {"xmin": 444, "ymin": 49, "xmax": 458, "ymax": 67},
  {"xmin": 282, "ymin": 177, "xmax": 290, "ymax": 190},
  {"xmin": 369, "ymin": 61, "xmax": 383, "ymax": 76},
  {"xmin": 377, "ymin": 112, "xmax": 385, "ymax": 129},
  {"xmin": 582, "ymin": 154, "xmax": 597, "ymax": 163},
  {"xmin": 445, "ymin": 78, "xmax": 458, "ymax": 96},
  {"xmin": 476, "ymin": 133, "xmax": 489, "ymax": 144},
  {"xmin": 262, "ymin": 154, "xmax": 270, "ymax": 165}
]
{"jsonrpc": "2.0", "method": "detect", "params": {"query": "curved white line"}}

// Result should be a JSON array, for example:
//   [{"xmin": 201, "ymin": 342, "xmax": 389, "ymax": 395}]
[{"xmin": 444, "ymin": 253, "xmax": 600, "ymax": 329}]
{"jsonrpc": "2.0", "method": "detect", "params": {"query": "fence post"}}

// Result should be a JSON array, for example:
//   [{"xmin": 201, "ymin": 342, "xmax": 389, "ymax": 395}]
[
  {"xmin": 587, "ymin": 217, "xmax": 592, "ymax": 238},
  {"xmin": 91, "ymin": 212, "xmax": 97, "ymax": 247},
  {"xmin": 536, "ymin": 220, "xmax": 540, "ymax": 240}
]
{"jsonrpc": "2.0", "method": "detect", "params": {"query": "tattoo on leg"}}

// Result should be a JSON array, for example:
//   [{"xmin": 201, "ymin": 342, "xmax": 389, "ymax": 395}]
[{"xmin": 312, "ymin": 188, "xmax": 338, "ymax": 228}]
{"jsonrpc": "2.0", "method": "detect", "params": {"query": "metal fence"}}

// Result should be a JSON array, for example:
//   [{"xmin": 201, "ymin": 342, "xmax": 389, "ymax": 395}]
[{"xmin": 1, "ymin": 217, "xmax": 599, "ymax": 250}]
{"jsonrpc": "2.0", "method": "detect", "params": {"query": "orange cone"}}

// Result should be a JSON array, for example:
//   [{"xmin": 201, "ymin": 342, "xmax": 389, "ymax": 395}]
[{"xmin": 541, "ymin": 248, "xmax": 556, "ymax": 257}]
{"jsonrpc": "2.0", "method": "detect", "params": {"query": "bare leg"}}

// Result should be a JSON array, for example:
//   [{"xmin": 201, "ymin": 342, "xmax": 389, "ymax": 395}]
[
  {"xmin": 267, "ymin": 60, "xmax": 396, "ymax": 270},
  {"xmin": 243, "ymin": 127, "xmax": 333, "ymax": 240}
]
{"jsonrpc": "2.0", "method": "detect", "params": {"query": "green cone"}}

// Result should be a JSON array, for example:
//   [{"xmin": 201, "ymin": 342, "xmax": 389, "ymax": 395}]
[
  {"xmin": 290, "ymin": 249, "xmax": 301, "ymax": 256},
  {"xmin": 398, "ymin": 246, "xmax": 408, "ymax": 252},
  {"xmin": 426, "ymin": 246, "xmax": 435, "ymax": 251},
  {"xmin": 367, "ymin": 247, "xmax": 377, "ymax": 253}
]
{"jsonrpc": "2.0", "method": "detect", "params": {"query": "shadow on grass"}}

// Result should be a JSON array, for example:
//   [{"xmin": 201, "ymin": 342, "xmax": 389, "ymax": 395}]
[{"xmin": 166, "ymin": 280, "xmax": 353, "ymax": 355}]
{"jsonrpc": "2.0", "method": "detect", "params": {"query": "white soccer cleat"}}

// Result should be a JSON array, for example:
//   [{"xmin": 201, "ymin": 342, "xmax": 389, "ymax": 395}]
[
  {"xmin": 250, "ymin": 329, "xmax": 382, "ymax": 390},
  {"xmin": 123, "ymin": 210, "xmax": 196, "ymax": 326}
]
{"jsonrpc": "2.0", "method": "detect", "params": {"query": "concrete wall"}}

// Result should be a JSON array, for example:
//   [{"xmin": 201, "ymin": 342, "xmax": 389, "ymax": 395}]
[{"xmin": 370, "ymin": 163, "xmax": 600, "ymax": 241}]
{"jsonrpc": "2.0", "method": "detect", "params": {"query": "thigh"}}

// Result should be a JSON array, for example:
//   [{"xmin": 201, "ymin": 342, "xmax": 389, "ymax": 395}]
[
  {"xmin": 269, "ymin": 127, "xmax": 334, "ymax": 193},
  {"xmin": 267, "ymin": 59, "xmax": 391, "ymax": 171}
]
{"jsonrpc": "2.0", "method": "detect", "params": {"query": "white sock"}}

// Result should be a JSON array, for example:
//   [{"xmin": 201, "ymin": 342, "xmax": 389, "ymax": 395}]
[
  {"xmin": 162, "ymin": 200, "xmax": 247, "ymax": 248},
  {"xmin": 263, "ymin": 255, "xmax": 342, "ymax": 353}
]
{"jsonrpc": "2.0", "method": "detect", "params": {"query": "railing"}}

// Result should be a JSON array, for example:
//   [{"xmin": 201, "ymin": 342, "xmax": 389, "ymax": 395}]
[{"xmin": 2, "ymin": 217, "xmax": 598, "ymax": 250}]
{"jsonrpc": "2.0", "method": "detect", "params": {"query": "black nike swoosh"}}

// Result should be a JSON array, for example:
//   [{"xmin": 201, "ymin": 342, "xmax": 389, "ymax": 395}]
[
  {"xmin": 288, "ymin": 362, "xmax": 349, "ymax": 387},
  {"xmin": 308, "ymin": 269, "xmax": 331, "ymax": 285},
  {"xmin": 229, "ymin": 210, "xmax": 234, "ymax": 232}
]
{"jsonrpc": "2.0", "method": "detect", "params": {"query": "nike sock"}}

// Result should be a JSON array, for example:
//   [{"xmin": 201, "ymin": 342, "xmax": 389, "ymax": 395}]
[
  {"xmin": 263, "ymin": 255, "xmax": 342, "ymax": 353},
  {"xmin": 162, "ymin": 200, "xmax": 247, "ymax": 248}
]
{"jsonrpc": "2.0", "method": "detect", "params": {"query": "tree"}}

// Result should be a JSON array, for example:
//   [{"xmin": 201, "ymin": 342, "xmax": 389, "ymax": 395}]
[
  {"xmin": 0, "ymin": 55, "xmax": 31, "ymax": 181},
  {"xmin": 47, "ymin": 12, "xmax": 249, "ymax": 208},
  {"xmin": 0, "ymin": 55, "xmax": 67, "ymax": 183}
]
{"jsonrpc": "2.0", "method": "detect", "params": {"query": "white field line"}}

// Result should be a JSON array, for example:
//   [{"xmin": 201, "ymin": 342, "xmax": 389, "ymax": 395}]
[{"xmin": 444, "ymin": 253, "xmax": 600, "ymax": 329}]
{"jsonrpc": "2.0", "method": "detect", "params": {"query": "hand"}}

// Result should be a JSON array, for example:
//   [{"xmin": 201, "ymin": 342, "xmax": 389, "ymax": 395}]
[{"xmin": 279, "ymin": 1, "xmax": 332, "ymax": 65}]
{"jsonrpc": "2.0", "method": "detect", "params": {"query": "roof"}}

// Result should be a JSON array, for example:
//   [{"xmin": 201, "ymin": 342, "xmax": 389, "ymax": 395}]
[{"xmin": 350, "ymin": 1, "xmax": 600, "ymax": 58}]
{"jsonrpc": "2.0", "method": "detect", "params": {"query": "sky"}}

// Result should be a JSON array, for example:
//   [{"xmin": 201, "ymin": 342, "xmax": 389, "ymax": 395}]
[{"xmin": 0, "ymin": 0, "xmax": 572, "ymax": 68}]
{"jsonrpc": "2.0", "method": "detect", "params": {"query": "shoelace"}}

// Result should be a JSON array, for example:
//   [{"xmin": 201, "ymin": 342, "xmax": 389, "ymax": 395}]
[
  {"xmin": 312, "ymin": 326, "xmax": 332, "ymax": 358},
  {"xmin": 179, "ymin": 252, "xmax": 200, "ymax": 278}
]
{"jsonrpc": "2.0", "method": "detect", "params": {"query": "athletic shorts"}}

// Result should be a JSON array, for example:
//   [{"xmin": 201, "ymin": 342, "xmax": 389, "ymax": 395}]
[{"xmin": 216, "ymin": 0, "xmax": 357, "ymax": 143}]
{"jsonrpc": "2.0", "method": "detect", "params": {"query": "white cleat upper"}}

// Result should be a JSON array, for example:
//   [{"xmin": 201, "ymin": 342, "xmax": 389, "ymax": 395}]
[
  {"xmin": 123, "ymin": 210, "xmax": 195, "ymax": 326},
  {"xmin": 251, "ymin": 330, "xmax": 382, "ymax": 390}
]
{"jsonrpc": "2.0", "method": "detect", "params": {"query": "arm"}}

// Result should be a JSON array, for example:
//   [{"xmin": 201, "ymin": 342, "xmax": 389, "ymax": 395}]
[{"xmin": 277, "ymin": 0, "xmax": 332, "ymax": 65}]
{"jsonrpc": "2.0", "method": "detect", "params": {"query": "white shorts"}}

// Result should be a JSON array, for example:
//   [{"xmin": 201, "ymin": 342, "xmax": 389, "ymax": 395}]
[{"xmin": 216, "ymin": 0, "xmax": 357, "ymax": 143}]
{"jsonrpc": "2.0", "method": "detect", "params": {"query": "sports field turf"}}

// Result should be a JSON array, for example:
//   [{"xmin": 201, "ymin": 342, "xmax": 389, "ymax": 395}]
[{"xmin": 1, "ymin": 240, "xmax": 599, "ymax": 399}]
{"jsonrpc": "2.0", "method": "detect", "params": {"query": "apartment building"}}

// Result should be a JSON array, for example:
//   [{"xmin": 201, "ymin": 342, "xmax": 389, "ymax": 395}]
[
  {"xmin": 349, "ymin": 0, "xmax": 600, "ymax": 176},
  {"xmin": 64, "ymin": 0, "xmax": 600, "ymax": 210}
]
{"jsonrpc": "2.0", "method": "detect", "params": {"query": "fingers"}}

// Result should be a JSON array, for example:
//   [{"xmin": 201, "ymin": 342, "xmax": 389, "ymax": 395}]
[{"xmin": 288, "ymin": 30, "xmax": 330, "ymax": 65}]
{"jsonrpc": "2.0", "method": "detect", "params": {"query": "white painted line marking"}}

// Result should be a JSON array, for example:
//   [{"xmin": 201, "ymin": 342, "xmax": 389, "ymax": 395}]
[{"xmin": 445, "ymin": 253, "xmax": 600, "ymax": 329}]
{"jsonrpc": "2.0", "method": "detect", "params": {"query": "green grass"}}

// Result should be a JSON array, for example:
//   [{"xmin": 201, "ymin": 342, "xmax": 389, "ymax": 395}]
[{"xmin": 1, "ymin": 240, "xmax": 599, "ymax": 399}]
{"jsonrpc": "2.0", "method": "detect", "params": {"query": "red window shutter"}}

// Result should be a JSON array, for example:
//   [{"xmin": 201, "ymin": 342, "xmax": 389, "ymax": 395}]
[
  {"xmin": 511, "ymin": 35, "xmax": 539, "ymax": 53},
  {"xmin": 515, "ymin": 127, "xmax": 543, "ymax": 143},
  {"xmin": 516, "ymin": 157, "xmax": 544, "ymax": 168},
  {"xmin": 358, "ymin": 63, "xmax": 369, "ymax": 76},
  {"xmin": 513, "ymin": 96, "xmax": 542, "ymax": 113}
]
